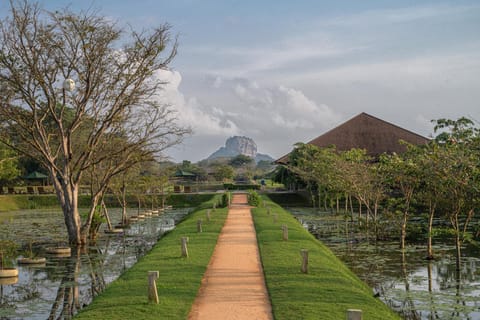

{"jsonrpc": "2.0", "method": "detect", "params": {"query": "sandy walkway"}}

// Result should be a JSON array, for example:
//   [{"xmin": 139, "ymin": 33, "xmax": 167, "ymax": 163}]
[{"xmin": 188, "ymin": 193, "xmax": 273, "ymax": 320}]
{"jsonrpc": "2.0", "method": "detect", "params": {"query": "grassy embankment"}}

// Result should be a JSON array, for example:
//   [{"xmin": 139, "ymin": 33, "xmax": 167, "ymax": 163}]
[
  {"xmin": 253, "ymin": 195, "xmax": 400, "ymax": 320},
  {"xmin": 0, "ymin": 193, "xmax": 215, "ymax": 212},
  {"xmin": 74, "ymin": 195, "xmax": 227, "ymax": 319}
]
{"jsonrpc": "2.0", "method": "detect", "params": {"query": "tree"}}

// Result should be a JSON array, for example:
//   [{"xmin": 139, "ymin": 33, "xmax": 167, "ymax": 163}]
[
  {"xmin": 287, "ymin": 143, "xmax": 337, "ymax": 209},
  {"xmin": 0, "ymin": 141, "xmax": 20, "ymax": 183},
  {"xmin": 229, "ymin": 154, "xmax": 254, "ymax": 168},
  {"xmin": 213, "ymin": 164, "xmax": 234, "ymax": 182},
  {"xmin": 0, "ymin": 1, "xmax": 188, "ymax": 244},
  {"xmin": 432, "ymin": 118, "xmax": 480, "ymax": 270},
  {"xmin": 381, "ymin": 144, "xmax": 422, "ymax": 250}
]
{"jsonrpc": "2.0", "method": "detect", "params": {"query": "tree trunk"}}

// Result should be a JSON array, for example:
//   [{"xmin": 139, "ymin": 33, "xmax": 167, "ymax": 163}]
[
  {"xmin": 401, "ymin": 211, "xmax": 408, "ymax": 250},
  {"xmin": 357, "ymin": 197, "xmax": 362, "ymax": 223},
  {"xmin": 454, "ymin": 215, "xmax": 461, "ymax": 272},
  {"xmin": 349, "ymin": 195, "xmax": 354, "ymax": 221},
  {"xmin": 427, "ymin": 201, "xmax": 435, "ymax": 259},
  {"xmin": 102, "ymin": 201, "xmax": 112, "ymax": 230},
  {"xmin": 83, "ymin": 193, "xmax": 102, "ymax": 243},
  {"xmin": 53, "ymin": 176, "xmax": 82, "ymax": 245}
]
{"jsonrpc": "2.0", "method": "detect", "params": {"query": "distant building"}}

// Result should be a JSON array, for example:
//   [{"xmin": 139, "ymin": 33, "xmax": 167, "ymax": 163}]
[{"xmin": 276, "ymin": 112, "xmax": 429, "ymax": 164}]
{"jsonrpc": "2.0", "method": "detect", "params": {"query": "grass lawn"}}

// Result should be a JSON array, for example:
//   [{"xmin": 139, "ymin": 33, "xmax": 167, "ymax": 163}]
[
  {"xmin": 75, "ymin": 196, "xmax": 227, "ymax": 320},
  {"xmin": 253, "ymin": 196, "xmax": 401, "ymax": 320}
]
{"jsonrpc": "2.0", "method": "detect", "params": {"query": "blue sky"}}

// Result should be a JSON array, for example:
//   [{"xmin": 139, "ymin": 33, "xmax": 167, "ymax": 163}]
[{"xmin": 2, "ymin": 1, "xmax": 479, "ymax": 161}]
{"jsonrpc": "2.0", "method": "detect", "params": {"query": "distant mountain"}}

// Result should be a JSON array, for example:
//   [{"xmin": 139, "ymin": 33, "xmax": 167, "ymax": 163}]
[{"xmin": 207, "ymin": 136, "xmax": 274, "ymax": 163}]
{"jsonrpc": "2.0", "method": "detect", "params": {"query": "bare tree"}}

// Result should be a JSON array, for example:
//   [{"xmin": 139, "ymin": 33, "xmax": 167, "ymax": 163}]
[{"xmin": 0, "ymin": 1, "xmax": 189, "ymax": 244}]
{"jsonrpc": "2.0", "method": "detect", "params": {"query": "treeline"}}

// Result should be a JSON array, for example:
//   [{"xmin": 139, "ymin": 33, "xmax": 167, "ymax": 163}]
[{"xmin": 280, "ymin": 117, "xmax": 479, "ymax": 270}]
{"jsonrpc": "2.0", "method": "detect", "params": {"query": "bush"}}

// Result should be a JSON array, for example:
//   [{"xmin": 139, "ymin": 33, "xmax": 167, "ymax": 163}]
[
  {"xmin": 223, "ymin": 183, "xmax": 260, "ymax": 190},
  {"xmin": 221, "ymin": 192, "xmax": 232, "ymax": 207},
  {"xmin": 247, "ymin": 190, "xmax": 261, "ymax": 206}
]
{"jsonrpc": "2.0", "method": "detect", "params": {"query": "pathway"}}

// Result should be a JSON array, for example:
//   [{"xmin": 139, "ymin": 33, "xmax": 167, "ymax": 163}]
[{"xmin": 188, "ymin": 193, "xmax": 273, "ymax": 320}]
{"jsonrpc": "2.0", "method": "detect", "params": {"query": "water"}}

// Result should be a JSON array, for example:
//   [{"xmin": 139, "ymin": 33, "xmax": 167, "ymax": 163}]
[
  {"xmin": 288, "ymin": 207, "xmax": 480, "ymax": 320},
  {"xmin": 0, "ymin": 207, "xmax": 190, "ymax": 319}
]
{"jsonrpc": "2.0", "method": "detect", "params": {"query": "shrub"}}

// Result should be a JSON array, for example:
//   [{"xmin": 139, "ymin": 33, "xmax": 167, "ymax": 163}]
[
  {"xmin": 247, "ymin": 190, "xmax": 261, "ymax": 206},
  {"xmin": 221, "ymin": 192, "xmax": 232, "ymax": 207}
]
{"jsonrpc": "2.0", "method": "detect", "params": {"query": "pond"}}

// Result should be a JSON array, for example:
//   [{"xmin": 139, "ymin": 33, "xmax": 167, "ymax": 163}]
[
  {"xmin": 288, "ymin": 207, "xmax": 480, "ymax": 320},
  {"xmin": 0, "ymin": 207, "xmax": 191, "ymax": 320}
]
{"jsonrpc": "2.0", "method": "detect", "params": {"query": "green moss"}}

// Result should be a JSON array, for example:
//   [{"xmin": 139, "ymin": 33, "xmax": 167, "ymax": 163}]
[
  {"xmin": 74, "ymin": 195, "xmax": 228, "ymax": 320},
  {"xmin": 254, "ymin": 195, "xmax": 400, "ymax": 320}
]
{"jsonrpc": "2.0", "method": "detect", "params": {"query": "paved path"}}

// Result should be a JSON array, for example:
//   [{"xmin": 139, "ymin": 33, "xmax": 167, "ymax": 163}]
[{"xmin": 188, "ymin": 193, "xmax": 273, "ymax": 320}]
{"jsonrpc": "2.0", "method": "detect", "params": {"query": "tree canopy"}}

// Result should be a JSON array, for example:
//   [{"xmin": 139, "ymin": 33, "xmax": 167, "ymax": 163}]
[{"xmin": 0, "ymin": 0, "xmax": 188, "ymax": 244}]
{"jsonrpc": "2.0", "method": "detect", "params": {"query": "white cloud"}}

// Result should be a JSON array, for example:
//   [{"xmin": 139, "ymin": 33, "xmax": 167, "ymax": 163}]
[
  {"xmin": 155, "ymin": 70, "xmax": 240, "ymax": 136},
  {"xmin": 287, "ymin": 50, "xmax": 480, "ymax": 91},
  {"xmin": 157, "ymin": 71, "xmax": 342, "ymax": 161}
]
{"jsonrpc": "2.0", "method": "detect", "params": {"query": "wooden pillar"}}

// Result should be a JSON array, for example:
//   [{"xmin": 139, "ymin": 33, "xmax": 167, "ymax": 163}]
[
  {"xmin": 197, "ymin": 219, "xmax": 202, "ymax": 233},
  {"xmin": 206, "ymin": 209, "xmax": 211, "ymax": 222},
  {"xmin": 148, "ymin": 271, "xmax": 159, "ymax": 304},
  {"xmin": 301, "ymin": 249, "xmax": 309, "ymax": 274},
  {"xmin": 346, "ymin": 309, "xmax": 362, "ymax": 320},
  {"xmin": 181, "ymin": 237, "xmax": 189, "ymax": 257},
  {"xmin": 282, "ymin": 224, "xmax": 288, "ymax": 241}
]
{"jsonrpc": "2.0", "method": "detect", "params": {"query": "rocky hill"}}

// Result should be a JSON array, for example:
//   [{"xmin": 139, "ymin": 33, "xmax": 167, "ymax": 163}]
[{"xmin": 207, "ymin": 136, "xmax": 274, "ymax": 163}]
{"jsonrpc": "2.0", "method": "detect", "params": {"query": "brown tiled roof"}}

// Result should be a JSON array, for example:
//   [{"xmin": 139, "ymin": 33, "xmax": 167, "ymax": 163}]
[{"xmin": 276, "ymin": 112, "xmax": 429, "ymax": 164}]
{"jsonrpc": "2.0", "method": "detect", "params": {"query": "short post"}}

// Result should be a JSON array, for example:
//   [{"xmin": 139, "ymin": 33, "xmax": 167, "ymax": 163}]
[
  {"xmin": 267, "ymin": 207, "xmax": 271, "ymax": 215},
  {"xmin": 181, "ymin": 237, "xmax": 189, "ymax": 257},
  {"xmin": 346, "ymin": 309, "xmax": 362, "ymax": 320},
  {"xmin": 148, "ymin": 271, "xmax": 159, "ymax": 304},
  {"xmin": 212, "ymin": 203, "xmax": 216, "ymax": 212},
  {"xmin": 206, "ymin": 209, "xmax": 211, "ymax": 222},
  {"xmin": 197, "ymin": 219, "xmax": 202, "ymax": 233},
  {"xmin": 301, "ymin": 249, "xmax": 309, "ymax": 274},
  {"xmin": 282, "ymin": 224, "xmax": 288, "ymax": 241},
  {"xmin": 273, "ymin": 213, "xmax": 278, "ymax": 223}
]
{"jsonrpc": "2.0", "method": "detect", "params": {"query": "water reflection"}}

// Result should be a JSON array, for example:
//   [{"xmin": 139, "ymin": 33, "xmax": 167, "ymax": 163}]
[
  {"xmin": 289, "ymin": 207, "xmax": 480, "ymax": 320},
  {"xmin": 0, "ymin": 208, "xmax": 190, "ymax": 319}
]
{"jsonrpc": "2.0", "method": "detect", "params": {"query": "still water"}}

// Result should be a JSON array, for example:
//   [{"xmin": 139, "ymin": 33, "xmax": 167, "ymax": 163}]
[
  {"xmin": 288, "ymin": 208, "xmax": 480, "ymax": 320},
  {"xmin": 0, "ymin": 208, "xmax": 190, "ymax": 319}
]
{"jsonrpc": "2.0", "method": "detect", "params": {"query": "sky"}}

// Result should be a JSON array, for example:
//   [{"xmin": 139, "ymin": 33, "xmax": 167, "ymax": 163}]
[{"xmin": 2, "ymin": 0, "xmax": 479, "ymax": 162}]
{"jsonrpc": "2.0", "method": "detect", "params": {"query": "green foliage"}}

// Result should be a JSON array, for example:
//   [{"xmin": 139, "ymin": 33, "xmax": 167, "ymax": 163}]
[
  {"xmin": 0, "ymin": 239, "xmax": 18, "ymax": 268},
  {"xmin": 223, "ymin": 183, "xmax": 260, "ymax": 190},
  {"xmin": 0, "ymin": 141, "xmax": 20, "ymax": 182},
  {"xmin": 221, "ymin": 192, "xmax": 232, "ymax": 207},
  {"xmin": 247, "ymin": 190, "xmax": 261, "ymax": 206},
  {"xmin": 212, "ymin": 164, "xmax": 234, "ymax": 182},
  {"xmin": 252, "ymin": 196, "xmax": 400, "ymax": 319},
  {"xmin": 229, "ymin": 154, "xmax": 254, "ymax": 167}
]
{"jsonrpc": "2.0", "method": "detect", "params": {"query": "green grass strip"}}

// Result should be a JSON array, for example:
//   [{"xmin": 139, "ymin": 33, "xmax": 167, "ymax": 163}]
[
  {"xmin": 254, "ymin": 196, "xmax": 401, "ymax": 320},
  {"xmin": 75, "ymin": 196, "xmax": 228, "ymax": 320}
]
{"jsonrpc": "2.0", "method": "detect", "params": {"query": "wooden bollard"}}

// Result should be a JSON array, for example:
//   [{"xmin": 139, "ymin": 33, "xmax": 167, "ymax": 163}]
[
  {"xmin": 148, "ymin": 271, "xmax": 159, "ymax": 303},
  {"xmin": 181, "ymin": 237, "xmax": 189, "ymax": 257},
  {"xmin": 197, "ymin": 219, "xmax": 202, "ymax": 233},
  {"xmin": 267, "ymin": 207, "xmax": 271, "ymax": 215},
  {"xmin": 212, "ymin": 203, "xmax": 216, "ymax": 212},
  {"xmin": 346, "ymin": 309, "xmax": 362, "ymax": 320},
  {"xmin": 301, "ymin": 249, "xmax": 309, "ymax": 273},
  {"xmin": 273, "ymin": 213, "xmax": 278, "ymax": 223},
  {"xmin": 282, "ymin": 224, "xmax": 288, "ymax": 241},
  {"xmin": 206, "ymin": 209, "xmax": 211, "ymax": 222}
]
